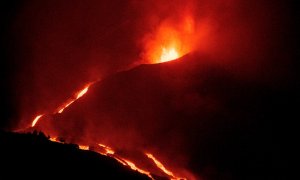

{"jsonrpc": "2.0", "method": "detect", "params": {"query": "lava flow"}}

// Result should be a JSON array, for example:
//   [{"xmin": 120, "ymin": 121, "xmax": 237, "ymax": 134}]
[
  {"xmin": 57, "ymin": 84, "xmax": 91, "ymax": 114},
  {"xmin": 96, "ymin": 144, "xmax": 153, "ymax": 179},
  {"xmin": 98, "ymin": 143, "xmax": 115, "ymax": 155},
  {"xmin": 30, "ymin": 83, "xmax": 93, "ymax": 127},
  {"xmin": 146, "ymin": 153, "xmax": 185, "ymax": 180},
  {"xmin": 47, "ymin": 137, "xmax": 154, "ymax": 179},
  {"xmin": 31, "ymin": 114, "xmax": 44, "ymax": 127},
  {"xmin": 122, "ymin": 158, "xmax": 153, "ymax": 179}
]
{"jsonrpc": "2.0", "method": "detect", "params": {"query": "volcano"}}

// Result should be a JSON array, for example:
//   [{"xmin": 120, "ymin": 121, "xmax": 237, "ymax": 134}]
[
  {"xmin": 26, "ymin": 52, "xmax": 288, "ymax": 180},
  {"xmin": 1, "ymin": 1, "xmax": 295, "ymax": 179}
]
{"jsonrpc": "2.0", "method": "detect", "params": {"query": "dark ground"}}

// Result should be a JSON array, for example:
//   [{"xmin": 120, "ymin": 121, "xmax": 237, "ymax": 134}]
[{"xmin": 0, "ymin": 130, "xmax": 151, "ymax": 179}]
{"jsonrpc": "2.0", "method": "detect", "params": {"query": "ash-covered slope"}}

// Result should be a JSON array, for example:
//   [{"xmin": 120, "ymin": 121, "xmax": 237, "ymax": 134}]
[
  {"xmin": 0, "ymin": 130, "xmax": 150, "ymax": 180},
  {"xmin": 38, "ymin": 52, "xmax": 290, "ymax": 179}
]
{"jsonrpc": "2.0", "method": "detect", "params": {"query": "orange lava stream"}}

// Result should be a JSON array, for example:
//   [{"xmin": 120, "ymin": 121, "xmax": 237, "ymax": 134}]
[
  {"xmin": 29, "ymin": 81, "xmax": 152, "ymax": 179},
  {"xmin": 31, "ymin": 114, "xmax": 44, "ymax": 127},
  {"xmin": 76, "ymin": 87, "xmax": 88, "ymax": 99},
  {"xmin": 57, "ymin": 84, "xmax": 91, "ymax": 114},
  {"xmin": 98, "ymin": 143, "xmax": 115, "ymax": 155},
  {"xmin": 113, "ymin": 157, "xmax": 128, "ymax": 166},
  {"xmin": 57, "ymin": 100, "xmax": 75, "ymax": 113},
  {"xmin": 30, "ymin": 83, "xmax": 93, "ymax": 127},
  {"xmin": 48, "ymin": 137, "xmax": 153, "ymax": 179},
  {"xmin": 146, "ymin": 153, "xmax": 185, "ymax": 180},
  {"xmin": 96, "ymin": 144, "xmax": 153, "ymax": 179},
  {"xmin": 122, "ymin": 158, "xmax": 153, "ymax": 179}
]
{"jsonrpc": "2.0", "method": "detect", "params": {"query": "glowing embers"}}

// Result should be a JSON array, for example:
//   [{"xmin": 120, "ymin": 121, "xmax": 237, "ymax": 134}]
[
  {"xmin": 146, "ymin": 153, "xmax": 186, "ymax": 180},
  {"xmin": 160, "ymin": 47, "xmax": 179, "ymax": 63},
  {"xmin": 31, "ymin": 114, "xmax": 44, "ymax": 127}
]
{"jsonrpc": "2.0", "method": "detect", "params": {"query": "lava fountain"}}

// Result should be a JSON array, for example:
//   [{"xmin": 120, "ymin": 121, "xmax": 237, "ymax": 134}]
[{"xmin": 143, "ymin": 13, "xmax": 197, "ymax": 64}]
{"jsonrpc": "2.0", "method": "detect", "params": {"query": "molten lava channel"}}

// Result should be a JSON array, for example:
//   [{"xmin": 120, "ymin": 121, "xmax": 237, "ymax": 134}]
[
  {"xmin": 31, "ymin": 114, "xmax": 43, "ymax": 127},
  {"xmin": 57, "ymin": 85, "xmax": 90, "ymax": 114},
  {"xmin": 30, "ymin": 83, "xmax": 92, "ymax": 127}
]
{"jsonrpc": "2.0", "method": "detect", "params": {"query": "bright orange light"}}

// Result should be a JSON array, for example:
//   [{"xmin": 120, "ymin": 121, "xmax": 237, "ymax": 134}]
[
  {"xmin": 98, "ymin": 143, "xmax": 115, "ymax": 155},
  {"xmin": 31, "ymin": 114, "xmax": 43, "ymax": 127},
  {"xmin": 143, "ymin": 14, "xmax": 197, "ymax": 64},
  {"xmin": 49, "ymin": 137, "xmax": 60, "ymax": 143},
  {"xmin": 58, "ymin": 100, "xmax": 75, "ymax": 113},
  {"xmin": 78, "ymin": 145, "xmax": 89, "ymax": 150},
  {"xmin": 122, "ymin": 158, "xmax": 153, "ymax": 179},
  {"xmin": 160, "ymin": 47, "xmax": 179, "ymax": 63},
  {"xmin": 57, "ymin": 84, "xmax": 91, "ymax": 114},
  {"xmin": 76, "ymin": 87, "xmax": 88, "ymax": 99},
  {"xmin": 113, "ymin": 157, "xmax": 127, "ymax": 166},
  {"xmin": 146, "ymin": 153, "xmax": 185, "ymax": 180},
  {"xmin": 95, "ymin": 144, "xmax": 153, "ymax": 178}
]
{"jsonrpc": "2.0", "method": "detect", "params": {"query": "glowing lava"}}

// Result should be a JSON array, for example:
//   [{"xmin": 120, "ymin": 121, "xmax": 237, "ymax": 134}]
[
  {"xmin": 160, "ymin": 47, "xmax": 179, "ymax": 63},
  {"xmin": 96, "ymin": 144, "xmax": 153, "ymax": 179},
  {"xmin": 31, "ymin": 114, "xmax": 43, "ymax": 127},
  {"xmin": 76, "ymin": 87, "xmax": 88, "ymax": 99},
  {"xmin": 58, "ymin": 100, "xmax": 74, "ymax": 113},
  {"xmin": 30, "ymin": 83, "xmax": 92, "ymax": 128},
  {"xmin": 49, "ymin": 137, "xmax": 59, "ymax": 142},
  {"xmin": 79, "ymin": 145, "xmax": 89, "ymax": 150},
  {"xmin": 98, "ymin": 143, "xmax": 115, "ymax": 155},
  {"xmin": 57, "ymin": 84, "xmax": 91, "ymax": 113},
  {"xmin": 122, "ymin": 158, "xmax": 153, "ymax": 179},
  {"xmin": 47, "ymin": 137, "xmax": 153, "ymax": 179},
  {"xmin": 144, "ymin": 15, "xmax": 198, "ymax": 64},
  {"xmin": 146, "ymin": 153, "xmax": 185, "ymax": 180}
]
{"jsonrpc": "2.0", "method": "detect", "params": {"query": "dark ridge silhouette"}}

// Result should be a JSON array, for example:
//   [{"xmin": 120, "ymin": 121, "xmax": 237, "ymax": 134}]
[{"xmin": 0, "ymin": 130, "xmax": 151, "ymax": 180}]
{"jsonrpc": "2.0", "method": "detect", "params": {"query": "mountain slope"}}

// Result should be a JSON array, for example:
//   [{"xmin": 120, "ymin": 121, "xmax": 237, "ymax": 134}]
[{"xmin": 36, "ymin": 52, "xmax": 290, "ymax": 179}]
